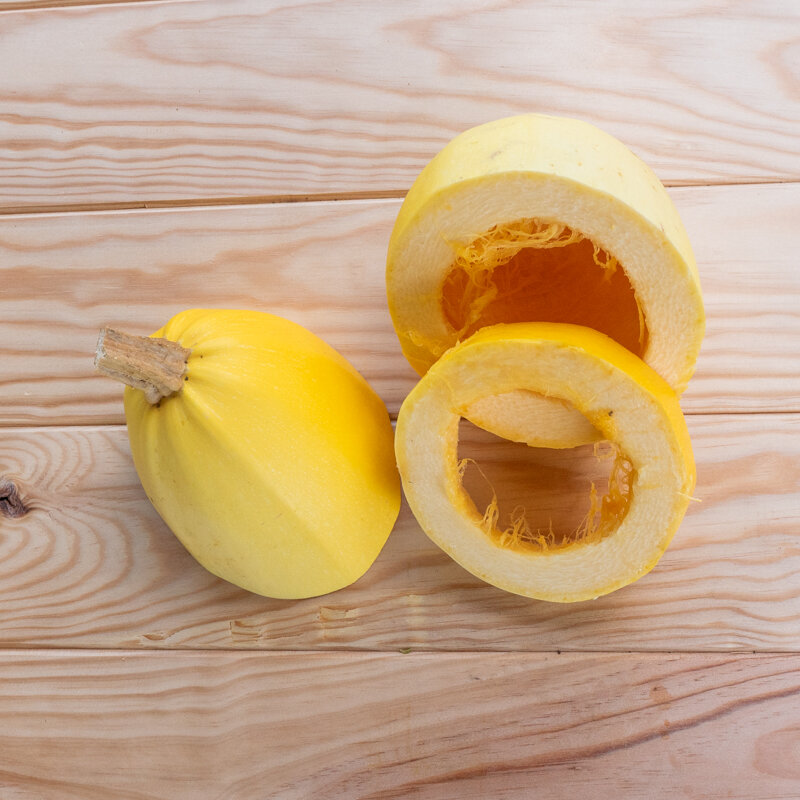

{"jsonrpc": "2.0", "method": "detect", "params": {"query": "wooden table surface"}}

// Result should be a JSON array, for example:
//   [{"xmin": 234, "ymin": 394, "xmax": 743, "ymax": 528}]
[{"xmin": 1, "ymin": 1, "xmax": 799, "ymax": 797}]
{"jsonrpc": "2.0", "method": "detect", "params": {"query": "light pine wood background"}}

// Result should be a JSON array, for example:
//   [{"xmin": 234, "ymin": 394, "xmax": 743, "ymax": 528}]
[{"xmin": 1, "ymin": 1, "xmax": 798, "ymax": 798}]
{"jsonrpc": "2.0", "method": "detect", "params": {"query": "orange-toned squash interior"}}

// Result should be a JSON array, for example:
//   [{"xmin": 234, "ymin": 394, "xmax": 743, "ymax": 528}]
[
  {"xmin": 457, "ymin": 416, "xmax": 634, "ymax": 554},
  {"xmin": 441, "ymin": 220, "xmax": 648, "ymax": 358}
]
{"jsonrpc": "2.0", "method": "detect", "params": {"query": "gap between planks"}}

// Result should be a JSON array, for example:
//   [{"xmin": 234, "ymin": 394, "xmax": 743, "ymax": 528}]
[
  {"xmin": 0, "ymin": 0, "xmax": 190, "ymax": 14},
  {"xmin": 0, "ymin": 644, "xmax": 794, "ymax": 655},
  {"xmin": 0, "ymin": 647, "xmax": 796, "ymax": 657},
  {"xmin": 0, "ymin": 178, "xmax": 798, "ymax": 218},
  {"xmin": 0, "ymin": 407, "xmax": 798, "ymax": 431},
  {"xmin": 0, "ymin": 190, "xmax": 409, "ymax": 218}
]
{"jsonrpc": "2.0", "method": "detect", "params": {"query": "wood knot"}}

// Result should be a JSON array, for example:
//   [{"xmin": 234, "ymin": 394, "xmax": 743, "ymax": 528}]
[{"xmin": 0, "ymin": 479, "xmax": 29, "ymax": 519}]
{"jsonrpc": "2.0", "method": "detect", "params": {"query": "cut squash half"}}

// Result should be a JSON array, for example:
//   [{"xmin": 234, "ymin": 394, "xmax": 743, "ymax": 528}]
[
  {"xmin": 395, "ymin": 322, "xmax": 696, "ymax": 602},
  {"xmin": 387, "ymin": 114, "xmax": 704, "ymax": 447}
]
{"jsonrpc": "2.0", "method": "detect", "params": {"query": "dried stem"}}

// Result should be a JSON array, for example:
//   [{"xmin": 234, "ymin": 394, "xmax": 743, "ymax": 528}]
[{"xmin": 94, "ymin": 327, "xmax": 190, "ymax": 405}]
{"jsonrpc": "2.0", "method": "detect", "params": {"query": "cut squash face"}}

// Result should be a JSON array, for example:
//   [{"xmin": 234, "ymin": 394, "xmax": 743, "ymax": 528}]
[
  {"xmin": 441, "ymin": 219, "xmax": 648, "ymax": 358},
  {"xmin": 387, "ymin": 114, "xmax": 705, "ymax": 447},
  {"xmin": 394, "ymin": 322, "xmax": 696, "ymax": 602}
]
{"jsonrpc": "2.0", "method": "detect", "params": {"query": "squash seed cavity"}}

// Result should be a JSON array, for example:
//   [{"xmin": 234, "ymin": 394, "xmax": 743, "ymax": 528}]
[
  {"xmin": 456, "ymin": 416, "xmax": 635, "ymax": 554},
  {"xmin": 441, "ymin": 218, "xmax": 648, "ymax": 357}
]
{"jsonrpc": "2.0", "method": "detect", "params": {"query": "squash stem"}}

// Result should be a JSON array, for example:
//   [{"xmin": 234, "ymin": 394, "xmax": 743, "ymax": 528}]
[{"xmin": 94, "ymin": 327, "xmax": 191, "ymax": 405}]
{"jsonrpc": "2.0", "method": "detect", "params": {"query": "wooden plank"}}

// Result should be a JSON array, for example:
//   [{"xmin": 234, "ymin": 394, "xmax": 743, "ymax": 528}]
[
  {"xmin": 0, "ymin": 197, "xmax": 416, "ymax": 425},
  {"xmin": 1, "ymin": 0, "xmax": 798, "ymax": 210},
  {"xmin": 1, "ymin": 412, "xmax": 798, "ymax": 651},
  {"xmin": 0, "ymin": 649, "xmax": 798, "ymax": 799},
  {"xmin": 1, "ymin": 182, "xmax": 798, "ymax": 425}
]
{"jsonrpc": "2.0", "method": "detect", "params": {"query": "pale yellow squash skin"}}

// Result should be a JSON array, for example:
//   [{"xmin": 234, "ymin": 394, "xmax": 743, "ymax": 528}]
[
  {"xmin": 124, "ymin": 309, "xmax": 400, "ymax": 599},
  {"xmin": 395, "ymin": 322, "xmax": 696, "ymax": 603},
  {"xmin": 387, "ymin": 114, "xmax": 705, "ymax": 448}
]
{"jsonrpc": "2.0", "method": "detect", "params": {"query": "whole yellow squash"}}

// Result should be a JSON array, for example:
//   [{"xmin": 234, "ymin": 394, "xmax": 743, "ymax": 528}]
[{"xmin": 96, "ymin": 309, "xmax": 400, "ymax": 599}]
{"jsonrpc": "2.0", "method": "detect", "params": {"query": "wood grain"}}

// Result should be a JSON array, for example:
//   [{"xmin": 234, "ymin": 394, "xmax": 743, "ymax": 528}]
[
  {"xmin": 1, "ymin": 182, "xmax": 799, "ymax": 425},
  {"xmin": 0, "ymin": 649, "xmax": 797, "ymax": 799},
  {"xmin": 0, "ymin": 0, "xmax": 798, "ymax": 210},
  {"xmin": 0, "ymin": 413, "xmax": 798, "ymax": 652}
]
